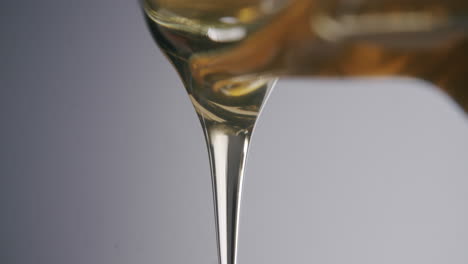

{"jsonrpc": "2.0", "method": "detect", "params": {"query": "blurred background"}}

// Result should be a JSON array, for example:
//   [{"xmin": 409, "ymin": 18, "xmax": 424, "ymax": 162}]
[{"xmin": 2, "ymin": 0, "xmax": 468, "ymax": 263}]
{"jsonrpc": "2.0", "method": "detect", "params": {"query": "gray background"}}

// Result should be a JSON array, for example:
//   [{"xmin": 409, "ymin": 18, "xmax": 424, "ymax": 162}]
[{"xmin": 2, "ymin": 0, "xmax": 468, "ymax": 263}]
